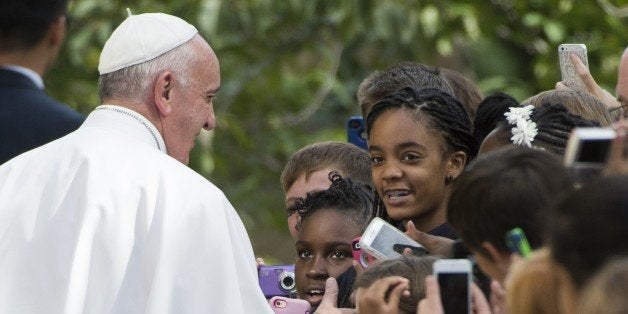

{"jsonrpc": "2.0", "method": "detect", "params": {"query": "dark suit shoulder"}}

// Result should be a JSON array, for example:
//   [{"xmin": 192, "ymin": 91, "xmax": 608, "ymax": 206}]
[{"xmin": 0, "ymin": 70, "xmax": 85, "ymax": 164}]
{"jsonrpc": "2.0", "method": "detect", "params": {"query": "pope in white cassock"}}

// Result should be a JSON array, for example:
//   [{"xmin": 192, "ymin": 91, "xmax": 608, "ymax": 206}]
[{"xmin": 0, "ymin": 12, "xmax": 273, "ymax": 313}]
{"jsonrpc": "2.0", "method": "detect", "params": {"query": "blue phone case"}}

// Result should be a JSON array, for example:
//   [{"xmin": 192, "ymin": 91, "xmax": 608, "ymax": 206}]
[{"xmin": 347, "ymin": 116, "xmax": 368, "ymax": 150}]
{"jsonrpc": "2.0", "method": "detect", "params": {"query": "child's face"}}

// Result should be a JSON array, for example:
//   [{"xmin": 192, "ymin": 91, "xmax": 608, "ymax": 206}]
[
  {"xmin": 369, "ymin": 109, "xmax": 451, "ymax": 230},
  {"xmin": 285, "ymin": 167, "xmax": 336, "ymax": 240},
  {"xmin": 295, "ymin": 208, "xmax": 360, "ymax": 309}
]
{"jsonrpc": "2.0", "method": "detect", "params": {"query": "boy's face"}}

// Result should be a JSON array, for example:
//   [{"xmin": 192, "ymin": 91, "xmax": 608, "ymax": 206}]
[
  {"xmin": 294, "ymin": 208, "xmax": 359, "ymax": 310},
  {"xmin": 285, "ymin": 167, "xmax": 336, "ymax": 239}
]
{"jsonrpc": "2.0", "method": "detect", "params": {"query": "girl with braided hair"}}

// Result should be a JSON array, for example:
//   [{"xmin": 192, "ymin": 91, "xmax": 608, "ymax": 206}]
[
  {"xmin": 478, "ymin": 102, "xmax": 600, "ymax": 156},
  {"xmin": 291, "ymin": 171, "xmax": 375, "ymax": 310},
  {"xmin": 366, "ymin": 87, "xmax": 476, "ymax": 239}
]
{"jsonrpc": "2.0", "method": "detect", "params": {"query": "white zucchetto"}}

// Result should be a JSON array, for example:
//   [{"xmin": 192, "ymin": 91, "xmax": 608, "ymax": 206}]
[{"xmin": 98, "ymin": 12, "xmax": 198, "ymax": 75}]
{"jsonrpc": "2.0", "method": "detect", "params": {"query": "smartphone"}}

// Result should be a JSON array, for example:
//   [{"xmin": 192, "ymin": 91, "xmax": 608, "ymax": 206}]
[
  {"xmin": 505, "ymin": 227, "xmax": 532, "ymax": 258},
  {"xmin": 434, "ymin": 259, "xmax": 472, "ymax": 314},
  {"xmin": 347, "ymin": 116, "xmax": 368, "ymax": 151},
  {"xmin": 558, "ymin": 43, "xmax": 588, "ymax": 90},
  {"xmin": 359, "ymin": 217, "xmax": 429, "ymax": 260},
  {"xmin": 352, "ymin": 237, "xmax": 376, "ymax": 268},
  {"xmin": 268, "ymin": 296, "xmax": 311, "ymax": 314},
  {"xmin": 564, "ymin": 127, "xmax": 616, "ymax": 169}
]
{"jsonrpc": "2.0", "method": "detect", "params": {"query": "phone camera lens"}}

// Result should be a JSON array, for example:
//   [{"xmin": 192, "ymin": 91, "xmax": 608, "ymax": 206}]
[{"xmin": 349, "ymin": 120, "xmax": 360, "ymax": 128}]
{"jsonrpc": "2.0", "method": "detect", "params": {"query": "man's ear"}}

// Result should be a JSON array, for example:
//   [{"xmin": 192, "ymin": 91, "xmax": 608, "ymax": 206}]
[
  {"xmin": 446, "ymin": 151, "xmax": 468, "ymax": 180},
  {"xmin": 481, "ymin": 242, "xmax": 510, "ymax": 265},
  {"xmin": 154, "ymin": 71, "xmax": 174, "ymax": 116},
  {"xmin": 47, "ymin": 16, "xmax": 66, "ymax": 49}
]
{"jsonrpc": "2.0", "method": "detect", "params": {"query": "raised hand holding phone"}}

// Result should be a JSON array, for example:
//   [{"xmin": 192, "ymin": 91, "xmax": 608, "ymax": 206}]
[
  {"xmin": 359, "ymin": 218, "xmax": 429, "ymax": 260},
  {"xmin": 558, "ymin": 44, "xmax": 589, "ymax": 90},
  {"xmin": 433, "ymin": 259, "xmax": 472, "ymax": 314}
]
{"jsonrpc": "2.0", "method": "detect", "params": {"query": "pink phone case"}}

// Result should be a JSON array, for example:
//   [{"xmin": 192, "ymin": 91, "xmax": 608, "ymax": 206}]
[{"xmin": 269, "ymin": 296, "xmax": 311, "ymax": 314}]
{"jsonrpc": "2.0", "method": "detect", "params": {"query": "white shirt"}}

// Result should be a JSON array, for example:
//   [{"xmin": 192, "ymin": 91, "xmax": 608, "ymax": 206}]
[
  {"xmin": 0, "ymin": 65, "xmax": 44, "ymax": 89},
  {"xmin": 0, "ymin": 106, "xmax": 272, "ymax": 313}
]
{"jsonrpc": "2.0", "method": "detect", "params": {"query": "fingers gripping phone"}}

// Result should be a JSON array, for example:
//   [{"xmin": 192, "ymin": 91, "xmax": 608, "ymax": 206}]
[
  {"xmin": 558, "ymin": 43, "xmax": 588, "ymax": 90},
  {"xmin": 269, "ymin": 296, "xmax": 311, "ymax": 314},
  {"xmin": 564, "ymin": 127, "xmax": 616, "ymax": 169},
  {"xmin": 359, "ymin": 218, "xmax": 429, "ymax": 260},
  {"xmin": 434, "ymin": 259, "xmax": 472, "ymax": 314}
]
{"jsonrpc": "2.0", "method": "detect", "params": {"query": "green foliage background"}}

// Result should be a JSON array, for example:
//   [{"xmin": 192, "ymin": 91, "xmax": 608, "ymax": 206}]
[{"xmin": 47, "ymin": 0, "xmax": 628, "ymax": 263}]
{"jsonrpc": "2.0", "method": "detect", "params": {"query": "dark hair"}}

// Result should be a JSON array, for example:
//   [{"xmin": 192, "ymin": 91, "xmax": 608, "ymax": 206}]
[
  {"xmin": 473, "ymin": 92, "xmax": 519, "ymax": 145},
  {"xmin": 366, "ymin": 87, "xmax": 477, "ymax": 159},
  {"xmin": 0, "ymin": 0, "xmax": 68, "ymax": 51},
  {"xmin": 549, "ymin": 175, "xmax": 628, "ymax": 288},
  {"xmin": 448, "ymin": 147, "xmax": 574, "ymax": 256},
  {"xmin": 292, "ymin": 172, "xmax": 375, "ymax": 232},
  {"xmin": 357, "ymin": 62, "xmax": 455, "ymax": 118},
  {"xmin": 353, "ymin": 255, "xmax": 439, "ymax": 313},
  {"xmin": 441, "ymin": 68, "xmax": 484, "ymax": 122},
  {"xmin": 493, "ymin": 103, "xmax": 600, "ymax": 155}
]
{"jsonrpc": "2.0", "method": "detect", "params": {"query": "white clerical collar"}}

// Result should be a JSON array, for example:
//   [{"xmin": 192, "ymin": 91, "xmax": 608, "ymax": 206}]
[
  {"xmin": 94, "ymin": 105, "xmax": 167, "ymax": 153},
  {"xmin": 0, "ymin": 65, "xmax": 44, "ymax": 89}
]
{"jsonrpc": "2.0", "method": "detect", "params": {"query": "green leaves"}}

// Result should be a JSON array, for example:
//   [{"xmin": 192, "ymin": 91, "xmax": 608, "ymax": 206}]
[{"xmin": 47, "ymin": 0, "xmax": 628, "ymax": 262}]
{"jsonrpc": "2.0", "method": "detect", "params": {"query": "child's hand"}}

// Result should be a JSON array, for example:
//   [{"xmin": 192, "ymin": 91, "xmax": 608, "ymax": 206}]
[
  {"xmin": 355, "ymin": 276, "xmax": 410, "ymax": 314},
  {"xmin": 314, "ymin": 278, "xmax": 356, "ymax": 314},
  {"xmin": 405, "ymin": 221, "xmax": 454, "ymax": 258}
]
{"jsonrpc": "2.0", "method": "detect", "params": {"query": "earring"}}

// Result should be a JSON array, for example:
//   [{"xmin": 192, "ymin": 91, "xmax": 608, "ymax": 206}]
[{"xmin": 446, "ymin": 174, "xmax": 454, "ymax": 182}]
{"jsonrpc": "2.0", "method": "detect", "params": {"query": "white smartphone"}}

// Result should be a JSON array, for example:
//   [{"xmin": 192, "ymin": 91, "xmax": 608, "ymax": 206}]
[
  {"xmin": 558, "ymin": 43, "xmax": 588, "ymax": 90},
  {"xmin": 433, "ymin": 259, "xmax": 472, "ymax": 314},
  {"xmin": 359, "ymin": 217, "xmax": 429, "ymax": 260},
  {"xmin": 564, "ymin": 127, "xmax": 616, "ymax": 169}
]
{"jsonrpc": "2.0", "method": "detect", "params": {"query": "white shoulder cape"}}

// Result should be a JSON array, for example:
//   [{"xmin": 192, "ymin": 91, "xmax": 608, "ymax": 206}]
[{"xmin": 0, "ymin": 106, "xmax": 272, "ymax": 313}]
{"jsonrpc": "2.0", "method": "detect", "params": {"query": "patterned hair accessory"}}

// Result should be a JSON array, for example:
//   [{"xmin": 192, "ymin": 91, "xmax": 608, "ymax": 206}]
[{"xmin": 504, "ymin": 105, "xmax": 538, "ymax": 147}]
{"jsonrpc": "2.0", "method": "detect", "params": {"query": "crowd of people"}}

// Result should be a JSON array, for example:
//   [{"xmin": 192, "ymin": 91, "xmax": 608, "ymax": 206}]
[{"xmin": 1, "ymin": 1, "xmax": 627, "ymax": 313}]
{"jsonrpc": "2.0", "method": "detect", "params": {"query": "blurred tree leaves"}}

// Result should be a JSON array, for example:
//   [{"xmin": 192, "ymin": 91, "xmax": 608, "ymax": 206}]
[{"xmin": 46, "ymin": 0, "xmax": 627, "ymax": 262}]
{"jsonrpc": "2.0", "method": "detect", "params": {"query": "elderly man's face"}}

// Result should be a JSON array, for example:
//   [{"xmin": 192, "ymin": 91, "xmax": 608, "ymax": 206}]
[{"xmin": 165, "ymin": 36, "xmax": 220, "ymax": 165}]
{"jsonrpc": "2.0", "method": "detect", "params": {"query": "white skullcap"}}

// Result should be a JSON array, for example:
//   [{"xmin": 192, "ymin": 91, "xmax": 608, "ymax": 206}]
[{"xmin": 98, "ymin": 12, "xmax": 198, "ymax": 75}]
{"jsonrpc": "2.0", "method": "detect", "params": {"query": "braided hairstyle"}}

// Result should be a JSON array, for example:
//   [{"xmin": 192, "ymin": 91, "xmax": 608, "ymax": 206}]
[
  {"xmin": 366, "ymin": 87, "xmax": 477, "ymax": 223},
  {"xmin": 497, "ymin": 103, "xmax": 600, "ymax": 155},
  {"xmin": 366, "ymin": 87, "xmax": 477, "ymax": 158},
  {"xmin": 292, "ymin": 171, "xmax": 375, "ymax": 233},
  {"xmin": 357, "ymin": 62, "xmax": 455, "ymax": 118},
  {"xmin": 473, "ymin": 92, "xmax": 519, "ymax": 145}
]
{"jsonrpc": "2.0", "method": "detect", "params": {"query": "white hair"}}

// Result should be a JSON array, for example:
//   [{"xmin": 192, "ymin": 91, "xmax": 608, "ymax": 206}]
[{"xmin": 98, "ymin": 36, "xmax": 199, "ymax": 102}]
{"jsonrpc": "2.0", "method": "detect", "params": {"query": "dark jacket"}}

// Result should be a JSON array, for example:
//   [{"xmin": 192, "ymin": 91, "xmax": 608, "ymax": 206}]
[{"xmin": 0, "ymin": 68, "xmax": 85, "ymax": 164}]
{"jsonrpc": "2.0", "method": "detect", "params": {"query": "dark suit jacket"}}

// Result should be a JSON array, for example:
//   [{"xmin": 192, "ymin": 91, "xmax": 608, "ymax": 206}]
[{"xmin": 0, "ymin": 68, "xmax": 85, "ymax": 164}]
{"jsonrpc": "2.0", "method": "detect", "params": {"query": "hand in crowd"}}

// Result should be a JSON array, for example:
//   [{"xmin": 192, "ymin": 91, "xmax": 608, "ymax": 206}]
[
  {"xmin": 489, "ymin": 280, "xmax": 507, "ymax": 314},
  {"xmin": 417, "ymin": 275, "xmax": 492, "ymax": 314},
  {"xmin": 604, "ymin": 120, "xmax": 628, "ymax": 175},
  {"xmin": 404, "ymin": 221, "xmax": 455, "ymax": 258},
  {"xmin": 355, "ymin": 276, "xmax": 410, "ymax": 314},
  {"xmin": 313, "ymin": 278, "xmax": 356, "ymax": 314},
  {"xmin": 555, "ymin": 53, "xmax": 623, "ymax": 117}
]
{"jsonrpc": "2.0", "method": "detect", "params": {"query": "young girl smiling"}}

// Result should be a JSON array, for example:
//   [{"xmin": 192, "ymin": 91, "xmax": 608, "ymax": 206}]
[{"xmin": 366, "ymin": 87, "xmax": 476, "ymax": 238}]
